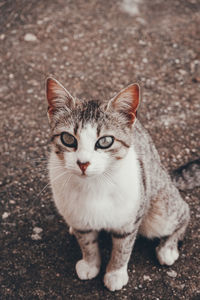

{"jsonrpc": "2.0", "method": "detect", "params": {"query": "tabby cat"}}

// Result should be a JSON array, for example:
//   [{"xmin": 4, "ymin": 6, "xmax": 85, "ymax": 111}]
[{"xmin": 46, "ymin": 77, "xmax": 190, "ymax": 291}]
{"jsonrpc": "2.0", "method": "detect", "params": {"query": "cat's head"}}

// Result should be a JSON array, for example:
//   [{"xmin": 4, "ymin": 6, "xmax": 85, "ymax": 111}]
[{"xmin": 46, "ymin": 77, "xmax": 140, "ymax": 178}]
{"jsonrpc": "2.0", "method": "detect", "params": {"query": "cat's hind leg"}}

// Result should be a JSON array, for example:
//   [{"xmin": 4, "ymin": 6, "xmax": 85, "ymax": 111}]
[
  {"xmin": 139, "ymin": 195, "xmax": 190, "ymax": 266},
  {"xmin": 155, "ymin": 213, "xmax": 189, "ymax": 266}
]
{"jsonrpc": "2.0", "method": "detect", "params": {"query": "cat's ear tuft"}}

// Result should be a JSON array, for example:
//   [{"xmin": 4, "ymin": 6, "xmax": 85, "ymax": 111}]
[
  {"xmin": 108, "ymin": 83, "xmax": 140, "ymax": 125},
  {"xmin": 46, "ymin": 77, "xmax": 75, "ymax": 116}
]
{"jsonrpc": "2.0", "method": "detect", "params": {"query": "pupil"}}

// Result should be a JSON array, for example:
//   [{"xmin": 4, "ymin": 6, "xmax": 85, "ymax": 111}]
[{"xmin": 66, "ymin": 136, "xmax": 73, "ymax": 144}]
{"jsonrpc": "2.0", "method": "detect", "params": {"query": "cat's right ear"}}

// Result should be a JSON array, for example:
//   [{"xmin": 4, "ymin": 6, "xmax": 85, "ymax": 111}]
[
  {"xmin": 107, "ymin": 83, "xmax": 140, "ymax": 126},
  {"xmin": 46, "ymin": 77, "xmax": 75, "ymax": 117}
]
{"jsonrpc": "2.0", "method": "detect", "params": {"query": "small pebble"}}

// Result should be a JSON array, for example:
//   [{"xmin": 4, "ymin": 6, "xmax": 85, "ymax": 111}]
[
  {"xmin": 142, "ymin": 58, "xmax": 148, "ymax": 63},
  {"xmin": 24, "ymin": 33, "xmax": 37, "ymax": 42},
  {"xmin": 33, "ymin": 227, "xmax": 43, "ymax": 234},
  {"xmin": 37, "ymin": 20, "xmax": 43, "ymax": 25},
  {"xmin": 0, "ymin": 34, "xmax": 5, "ymax": 40},
  {"xmin": 31, "ymin": 233, "xmax": 42, "ymax": 240},
  {"xmin": 2, "ymin": 212, "xmax": 9, "ymax": 219},
  {"xmin": 143, "ymin": 275, "xmax": 152, "ymax": 281},
  {"xmin": 62, "ymin": 46, "xmax": 68, "ymax": 51},
  {"xmin": 139, "ymin": 40, "xmax": 146, "ymax": 45},
  {"xmin": 179, "ymin": 69, "xmax": 187, "ymax": 76},
  {"xmin": 167, "ymin": 270, "xmax": 177, "ymax": 278}
]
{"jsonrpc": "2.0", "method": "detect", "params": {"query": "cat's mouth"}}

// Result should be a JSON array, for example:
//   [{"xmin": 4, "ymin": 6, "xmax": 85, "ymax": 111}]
[
  {"xmin": 80, "ymin": 173, "xmax": 87, "ymax": 177},
  {"xmin": 73, "ymin": 170, "xmax": 90, "ymax": 178},
  {"xmin": 76, "ymin": 171, "xmax": 98, "ymax": 179},
  {"xmin": 79, "ymin": 172, "xmax": 94, "ymax": 178}
]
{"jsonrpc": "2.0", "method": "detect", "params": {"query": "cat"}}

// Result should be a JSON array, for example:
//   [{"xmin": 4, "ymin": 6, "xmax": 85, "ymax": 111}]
[{"xmin": 45, "ymin": 77, "xmax": 190, "ymax": 291}]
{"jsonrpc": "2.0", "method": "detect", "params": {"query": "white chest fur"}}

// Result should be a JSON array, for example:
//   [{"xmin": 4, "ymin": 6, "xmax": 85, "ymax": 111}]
[{"xmin": 49, "ymin": 147, "xmax": 141, "ymax": 231}]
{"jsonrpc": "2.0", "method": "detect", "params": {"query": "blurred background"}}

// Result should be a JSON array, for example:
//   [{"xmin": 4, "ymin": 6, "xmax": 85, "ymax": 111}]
[{"xmin": 0, "ymin": 0, "xmax": 199, "ymax": 299}]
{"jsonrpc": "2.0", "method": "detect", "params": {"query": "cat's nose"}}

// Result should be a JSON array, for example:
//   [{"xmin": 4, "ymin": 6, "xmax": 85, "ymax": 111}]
[{"xmin": 77, "ymin": 160, "xmax": 90, "ymax": 174}]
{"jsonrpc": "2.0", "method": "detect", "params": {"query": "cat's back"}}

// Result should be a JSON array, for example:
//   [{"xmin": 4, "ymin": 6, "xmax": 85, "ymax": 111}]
[
  {"xmin": 133, "ymin": 120, "xmax": 160, "ymax": 164},
  {"xmin": 132, "ymin": 120, "xmax": 176, "ymax": 200}
]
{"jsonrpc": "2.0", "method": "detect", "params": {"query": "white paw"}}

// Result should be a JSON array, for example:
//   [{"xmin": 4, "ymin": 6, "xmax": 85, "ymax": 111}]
[
  {"xmin": 76, "ymin": 259, "xmax": 100, "ymax": 280},
  {"xmin": 104, "ymin": 268, "xmax": 129, "ymax": 291},
  {"xmin": 156, "ymin": 246, "xmax": 179, "ymax": 266}
]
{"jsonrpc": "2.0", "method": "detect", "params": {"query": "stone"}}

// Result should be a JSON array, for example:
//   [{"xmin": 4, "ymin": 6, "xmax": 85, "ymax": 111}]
[
  {"xmin": 167, "ymin": 270, "xmax": 177, "ymax": 278},
  {"xmin": 24, "ymin": 33, "xmax": 37, "ymax": 42}
]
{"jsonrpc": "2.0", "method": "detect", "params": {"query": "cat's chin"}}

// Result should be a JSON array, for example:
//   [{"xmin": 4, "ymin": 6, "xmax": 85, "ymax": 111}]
[{"xmin": 75, "ymin": 172, "xmax": 100, "ymax": 180}]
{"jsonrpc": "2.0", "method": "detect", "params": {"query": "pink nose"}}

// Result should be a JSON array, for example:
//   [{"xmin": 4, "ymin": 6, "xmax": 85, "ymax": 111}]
[{"xmin": 77, "ymin": 161, "xmax": 90, "ymax": 174}]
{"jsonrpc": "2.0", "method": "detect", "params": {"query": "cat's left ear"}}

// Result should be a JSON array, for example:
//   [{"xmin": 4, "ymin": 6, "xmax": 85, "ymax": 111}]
[
  {"xmin": 46, "ymin": 77, "xmax": 75, "ymax": 116},
  {"xmin": 108, "ymin": 83, "xmax": 140, "ymax": 125}
]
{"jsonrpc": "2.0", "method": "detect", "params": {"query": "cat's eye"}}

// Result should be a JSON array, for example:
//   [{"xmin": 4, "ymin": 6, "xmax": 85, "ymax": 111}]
[
  {"xmin": 95, "ymin": 136, "xmax": 114, "ymax": 149},
  {"xmin": 60, "ymin": 132, "xmax": 77, "ymax": 148}
]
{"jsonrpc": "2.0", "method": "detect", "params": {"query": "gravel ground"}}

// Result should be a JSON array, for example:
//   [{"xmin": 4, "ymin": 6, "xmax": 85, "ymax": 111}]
[{"xmin": 0, "ymin": 0, "xmax": 200, "ymax": 299}]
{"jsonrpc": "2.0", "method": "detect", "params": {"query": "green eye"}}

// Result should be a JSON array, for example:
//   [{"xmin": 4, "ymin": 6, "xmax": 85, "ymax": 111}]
[
  {"xmin": 95, "ymin": 136, "xmax": 114, "ymax": 149},
  {"xmin": 61, "ymin": 132, "xmax": 77, "ymax": 148}
]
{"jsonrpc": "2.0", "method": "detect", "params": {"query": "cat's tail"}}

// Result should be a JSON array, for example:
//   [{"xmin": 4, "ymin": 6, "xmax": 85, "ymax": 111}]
[{"xmin": 171, "ymin": 158, "xmax": 200, "ymax": 191}]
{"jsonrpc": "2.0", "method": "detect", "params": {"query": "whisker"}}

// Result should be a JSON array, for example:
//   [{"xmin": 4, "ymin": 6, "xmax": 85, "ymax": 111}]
[
  {"xmin": 58, "ymin": 174, "xmax": 73, "ymax": 198},
  {"xmin": 103, "ymin": 169, "xmax": 116, "ymax": 186},
  {"xmin": 37, "ymin": 170, "xmax": 69, "ymax": 197},
  {"xmin": 37, "ymin": 182, "xmax": 51, "ymax": 197}
]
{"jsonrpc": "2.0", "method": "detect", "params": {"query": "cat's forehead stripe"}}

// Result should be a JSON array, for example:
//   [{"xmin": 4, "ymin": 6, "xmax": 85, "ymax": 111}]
[
  {"xmin": 74, "ymin": 123, "xmax": 79, "ymax": 135},
  {"xmin": 97, "ymin": 124, "xmax": 101, "ymax": 137},
  {"xmin": 78, "ymin": 100, "xmax": 104, "ymax": 126}
]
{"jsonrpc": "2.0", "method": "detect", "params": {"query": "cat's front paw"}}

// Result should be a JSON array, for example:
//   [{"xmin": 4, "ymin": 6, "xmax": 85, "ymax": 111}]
[
  {"xmin": 76, "ymin": 259, "xmax": 100, "ymax": 280},
  {"xmin": 156, "ymin": 245, "xmax": 179, "ymax": 266},
  {"xmin": 104, "ymin": 268, "xmax": 129, "ymax": 291}
]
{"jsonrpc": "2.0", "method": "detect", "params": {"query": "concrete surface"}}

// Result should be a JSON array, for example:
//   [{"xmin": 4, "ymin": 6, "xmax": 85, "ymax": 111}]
[{"xmin": 0, "ymin": 0, "xmax": 200, "ymax": 299}]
